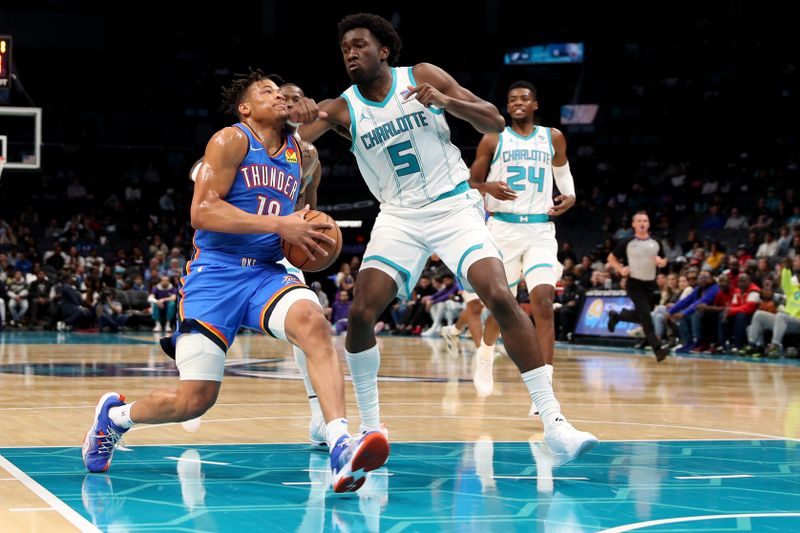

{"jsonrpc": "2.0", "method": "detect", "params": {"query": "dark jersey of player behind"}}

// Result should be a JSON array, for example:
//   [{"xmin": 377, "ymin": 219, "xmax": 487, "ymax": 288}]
[{"xmin": 193, "ymin": 124, "xmax": 302, "ymax": 263}]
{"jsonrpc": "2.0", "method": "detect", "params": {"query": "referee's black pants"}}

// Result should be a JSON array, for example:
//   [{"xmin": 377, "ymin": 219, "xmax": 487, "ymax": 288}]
[{"xmin": 619, "ymin": 277, "xmax": 661, "ymax": 349}]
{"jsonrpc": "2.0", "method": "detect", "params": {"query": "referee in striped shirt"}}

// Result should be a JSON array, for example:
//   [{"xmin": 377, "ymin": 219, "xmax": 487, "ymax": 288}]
[{"xmin": 607, "ymin": 211, "xmax": 671, "ymax": 362}]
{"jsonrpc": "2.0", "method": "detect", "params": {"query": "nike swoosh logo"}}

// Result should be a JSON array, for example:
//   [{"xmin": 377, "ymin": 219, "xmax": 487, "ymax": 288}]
[{"xmin": 250, "ymin": 146, "xmax": 263, "ymax": 151}]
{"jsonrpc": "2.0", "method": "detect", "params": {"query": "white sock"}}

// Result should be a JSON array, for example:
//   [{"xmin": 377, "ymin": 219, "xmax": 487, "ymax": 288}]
[
  {"xmin": 545, "ymin": 364, "xmax": 554, "ymax": 382},
  {"xmin": 521, "ymin": 367, "xmax": 563, "ymax": 431},
  {"xmin": 325, "ymin": 418, "xmax": 349, "ymax": 450},
  {"xmin": 345, "ymin": 345, "xmax": 381, "ymax": 431},
  {"xmin": 479, "ymin": 340, "xmax": 495, "ymax": 362},
  {"xmin": 109, "ymin": 402, "xmax": 135, "ymax": 429},
  {"xmin": 451, "ymin": 324, "xmax": 463, "ymax": 335},
  {"xmin": 293, "ymin": 346, "xmax": 323, "ymax": 420}
]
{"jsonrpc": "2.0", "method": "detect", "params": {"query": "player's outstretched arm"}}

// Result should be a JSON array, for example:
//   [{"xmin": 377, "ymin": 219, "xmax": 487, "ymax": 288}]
[
  {"xmin": 407, "ymin": 63, "xmax": 504, "ymax": 134},
  {"xmin": 190, "ymin": 128, "xmax": 334, "ymax": 258},
  {"xmin": 297, "ymin": 98, "xmax": 351, "ymax": 143}
]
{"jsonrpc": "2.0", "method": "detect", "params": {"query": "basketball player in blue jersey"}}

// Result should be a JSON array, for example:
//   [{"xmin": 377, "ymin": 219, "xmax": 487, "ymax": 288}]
[
  {"xmin": 467, "ymin": 81, "xmax": 575, "ymax": 399},
  {"xmin": 298, "ymin": 13, "xmax": 597, "ymax": 463},
  {"xmin": 183, "ymin": 81, "xmax": 332, "ymax": 447},
  {"xmin": 82, "ymin": 70, "xmax": 389, "ymax": 493}
]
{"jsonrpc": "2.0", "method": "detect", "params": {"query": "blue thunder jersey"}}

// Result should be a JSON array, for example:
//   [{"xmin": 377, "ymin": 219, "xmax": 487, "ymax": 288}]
[
  {"xmin": 341, "ymin": 66, "xmax": 471, "ymax": 209},
  {"xmin": 193, "ymin": 123, "xmax": 302, "ymax": 262}
]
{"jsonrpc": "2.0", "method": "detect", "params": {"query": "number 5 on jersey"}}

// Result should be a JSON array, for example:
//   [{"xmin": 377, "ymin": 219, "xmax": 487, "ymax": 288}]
[{"xmin": 388, "ymin": 141, "xmax": 421, "ymax": 177}]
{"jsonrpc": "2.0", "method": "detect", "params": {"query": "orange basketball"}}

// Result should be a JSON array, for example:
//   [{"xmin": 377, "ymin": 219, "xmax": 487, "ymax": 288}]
[{"xmin": 280, "ymin": 210, "xmax": 343, "ymax": 272}]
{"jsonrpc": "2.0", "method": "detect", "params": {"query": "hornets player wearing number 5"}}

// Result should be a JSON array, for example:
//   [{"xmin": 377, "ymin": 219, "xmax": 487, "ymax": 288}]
[
  {"xmin": 468, "ymin": 81, "xmax": 576, "ymax": 399},
  {"xmin": 299, "ymin": 13, "xmax": 596, "ymax": 463}
]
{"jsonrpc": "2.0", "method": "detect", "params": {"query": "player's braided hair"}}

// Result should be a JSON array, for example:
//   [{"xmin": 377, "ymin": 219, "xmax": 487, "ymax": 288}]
[
  {"xmin": 220, "ymin": 68, "xmax": 285, "ymax": 116},
  {"xmin": 338, "ymin": 13, "xmax": 402, "ymax": 66}
]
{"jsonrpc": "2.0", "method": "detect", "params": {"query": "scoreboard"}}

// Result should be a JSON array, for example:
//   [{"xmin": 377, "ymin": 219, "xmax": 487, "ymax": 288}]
[{"xmin": 0, "ymin": 36, "xmax": 10, "ymax": 89}]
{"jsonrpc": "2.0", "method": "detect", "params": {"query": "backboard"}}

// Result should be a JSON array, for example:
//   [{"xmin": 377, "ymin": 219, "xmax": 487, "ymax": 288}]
[{"xmin": 0, "ymin": 106, "xmax": 42, "ymax": 170}]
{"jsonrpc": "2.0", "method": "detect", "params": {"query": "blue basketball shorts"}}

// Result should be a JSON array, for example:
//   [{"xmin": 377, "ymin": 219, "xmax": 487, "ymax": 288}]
[{"xmin": 176, "ymin": 250, "xmax": 316, "ymax": 352}]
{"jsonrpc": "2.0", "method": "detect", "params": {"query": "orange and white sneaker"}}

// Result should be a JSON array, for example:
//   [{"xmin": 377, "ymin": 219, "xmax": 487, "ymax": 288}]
[{"xmin": 330, "ymin": 431, "xmax": 390, "ymax": 493}]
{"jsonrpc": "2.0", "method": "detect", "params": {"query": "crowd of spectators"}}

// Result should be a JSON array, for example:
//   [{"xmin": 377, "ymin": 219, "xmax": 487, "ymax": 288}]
[{"xmin": 2, "ymin": 8, "xmax": 797, "ymax": 360}]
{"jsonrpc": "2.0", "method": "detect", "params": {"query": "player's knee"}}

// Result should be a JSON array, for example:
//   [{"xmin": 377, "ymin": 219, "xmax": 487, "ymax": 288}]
[
  {"xmin": 294, "ymin": 304, "xmax": 330, "ymax": 341},
  {"xmin": 467, "ymin": 300, "xmax": 483, "ymax": 314},
  {"xmin": 481, "ymin": 286, "xmax": 517, "ymax": 319},
  {"xmin": 532, "ymin": 295, "xmax": 554, "ymax": 318},
  {"xmin": 349, "ymin": 300, "xmax": 377, "ymax": 328},
  {"xmin": 181, "ymin": 389, "xmax": 217, "ymax": 419}
]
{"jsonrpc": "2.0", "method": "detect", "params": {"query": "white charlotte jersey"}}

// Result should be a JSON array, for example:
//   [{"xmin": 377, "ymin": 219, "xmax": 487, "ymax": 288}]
[
  {"xmin": 341, "ymin": 66, "xmax": 470, "ymax": 209},
  {"xmin": 484, "ymin": 126, "xmax": 555, "ymax": 215}
]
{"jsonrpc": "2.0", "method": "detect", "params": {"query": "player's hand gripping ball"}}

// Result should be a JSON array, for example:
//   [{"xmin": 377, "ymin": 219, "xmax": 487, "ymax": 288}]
[{"xmin": 281, "ymin": 210, "xmax": 343, "ymax": 272}]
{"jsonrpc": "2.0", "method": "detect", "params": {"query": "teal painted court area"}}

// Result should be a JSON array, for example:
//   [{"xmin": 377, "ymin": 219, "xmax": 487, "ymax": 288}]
[
  {"xmin": 0, "ymin": 331, "xmax": 153, "ymax": 345},
  {"xmin": 2, "ymin": 440, "xmax": 799, "ymax": 532}
]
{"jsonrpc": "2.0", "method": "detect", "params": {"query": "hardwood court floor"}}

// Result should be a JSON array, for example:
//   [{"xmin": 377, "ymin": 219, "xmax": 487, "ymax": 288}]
[{"xmin": 1, "ymin": 331, "xmax": 799, "ymax": 531}]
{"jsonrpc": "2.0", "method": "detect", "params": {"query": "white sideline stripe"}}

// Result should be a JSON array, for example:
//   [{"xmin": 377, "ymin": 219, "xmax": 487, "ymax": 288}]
[
  {"xmin": 599, "ymin": 513, "xmax": 800, "ymax": 533},
  {"xmin": 0, "ymin": 437, "xmax": 793, "ymax": 449},
  {"xmin": 0, "ymin": 401, "xmax": 793, "ymax": 411},
  {"xmin": 493, "ymin": 476, "xmax": 589, "ymax": 480},
  {"xmin": 122, "ymin": 415, "xmax": 799, "ymax": 443},
  {"xmin": 164, "ymin": 456, "xmax": 229, "ymax": 466},
  {"xmin": 10, "ymin": 507, "xmax": 58, "ymax": 512},
  {"xmin": 0, "ymin": 455, "xmax": 100, "ymax": 532},
  {"xmin": 675, "ymin": 474, "xmax": 753, "ymax": 480}
]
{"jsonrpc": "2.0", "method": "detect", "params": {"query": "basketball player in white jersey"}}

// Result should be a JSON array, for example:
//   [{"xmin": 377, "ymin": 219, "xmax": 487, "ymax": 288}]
[
  {"xmin": 185, "ymin": 82, "xmax": 331, "ymax": 446},
  {"xmin": 278, "ymin": 82, "xmax": 327, "ymax": 446},
  {"xmin": 467, "ymin": 81, "xmax": 576, "ymax": 397},
  {"xmin": 298, "ymin": 13, "xmax": 596, "ymax": 462}
]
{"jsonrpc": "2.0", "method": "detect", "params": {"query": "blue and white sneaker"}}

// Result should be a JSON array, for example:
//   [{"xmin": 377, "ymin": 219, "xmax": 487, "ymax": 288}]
[
  {"xmin": 330, "ymin": 431, "xmax": 390, "ymax": 493},
  {"xmin": 82, "ymin": 392, "xmax": 129, "ymax": 473}
]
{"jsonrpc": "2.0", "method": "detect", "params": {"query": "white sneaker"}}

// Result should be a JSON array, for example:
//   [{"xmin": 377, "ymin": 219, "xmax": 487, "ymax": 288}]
[
  {"xmin": 165, "ymin": 323, "xmax": 173, "ymax": 333},
  {"xmin": 359, "ymin": 422, "xmax": 389, "ymax": 442},
  {"xmin": 421, "ymin": 325, "xmax": 441, "ymax": 337},
  {"xmin": 153, "ymin": 323, "xmax": 163, "ymax": 332},
  {"xmin": 543, "ymin": 418, "xmax": 598, "ymax": 466},
  {"xmin": 309, "ymin": 416, "xmax": 327, "ymax": 447},
  {"xmin": 473, "ymin": 345, "xmax": 495, "ymax": 397},
  {"xmin": 180, "ymin": 417, "xmax": 202, "ymax": 433},
  {"xmin": 441, "ymin": 325, "xmax": 461, "ymax": 353}
]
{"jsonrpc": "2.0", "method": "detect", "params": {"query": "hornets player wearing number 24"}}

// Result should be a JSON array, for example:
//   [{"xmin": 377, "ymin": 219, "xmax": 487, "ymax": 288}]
[
  {"xmin": 299, "ymin": 13, "xmax": 597, "ymax": 464},
  {"xmin": 469, "ymin": 81, "xmax": 576, "ymax": 399},
  {"xmin": 82, "ymin": 70, "xmax": 389, "ymax": 494}
]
